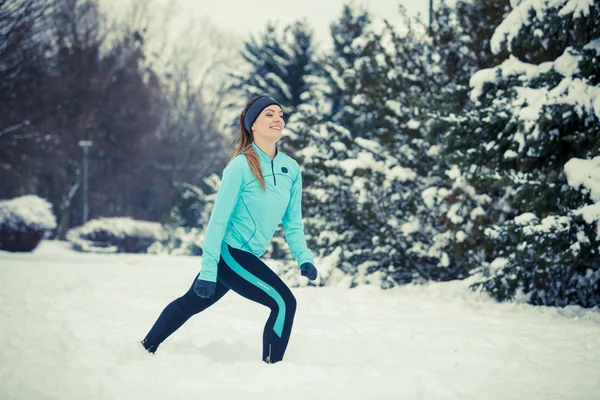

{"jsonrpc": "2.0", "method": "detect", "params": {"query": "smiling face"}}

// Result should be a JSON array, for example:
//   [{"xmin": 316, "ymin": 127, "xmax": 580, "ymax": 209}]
[{"xmin": 251, "ymin": 105, "xmax": 285, "ymax": 141}]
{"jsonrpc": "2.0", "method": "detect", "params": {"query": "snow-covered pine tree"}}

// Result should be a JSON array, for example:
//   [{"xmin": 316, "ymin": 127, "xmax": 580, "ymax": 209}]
[
  {"xmin": 225, "ymin": 19, "xmax": 317, "ymax": 123},
  {"xmin": 410, "ymin": 0, "xmax": 513, "ymax": 279},
  {"xmin": 427, "ymin": 0, "xmax": 512, "ymax": 114},
  {"xmin": 440, "ymin": 0, "xmax": 600, "ymax": 307},
  {"xmin": 286, "ymin": 3, "xmax": 494, "ymax": 287}
]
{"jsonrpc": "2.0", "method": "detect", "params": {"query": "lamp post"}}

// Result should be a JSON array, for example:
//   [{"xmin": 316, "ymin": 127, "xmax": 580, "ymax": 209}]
[
  {"xmin": 78, "ymin": 140, "xmax": 93, "ymax": 223},
  {"xmin": 429, "ymin": 0, "xmax": 434, "ymax": 34}
]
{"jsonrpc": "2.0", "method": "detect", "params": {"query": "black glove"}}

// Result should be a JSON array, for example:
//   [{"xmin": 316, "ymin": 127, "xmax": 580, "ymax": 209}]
[
  {"xmin": 194, "ymin": 279, "xmax": 216, "ymax": 298},
  {"xmin": 300, "ymin": 262, "xmax": 318, "ymax": 280}
]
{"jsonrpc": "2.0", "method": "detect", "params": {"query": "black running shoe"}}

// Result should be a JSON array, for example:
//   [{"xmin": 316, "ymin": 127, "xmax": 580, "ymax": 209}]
[{"xmin": 141, "ymin": 339, "xmax": 157, "ymax": 354}]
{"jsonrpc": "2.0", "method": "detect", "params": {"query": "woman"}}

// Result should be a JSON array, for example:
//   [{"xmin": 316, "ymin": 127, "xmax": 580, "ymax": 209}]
[{"xmin": 141, "ymin": 95, "xmax": 318, "ymax": 364}]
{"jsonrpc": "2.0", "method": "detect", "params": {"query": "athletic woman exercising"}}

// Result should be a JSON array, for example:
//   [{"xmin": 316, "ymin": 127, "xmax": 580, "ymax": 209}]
[{"xmin": 141, "ymin": 95, "xmax": 318, "ymax": 364}]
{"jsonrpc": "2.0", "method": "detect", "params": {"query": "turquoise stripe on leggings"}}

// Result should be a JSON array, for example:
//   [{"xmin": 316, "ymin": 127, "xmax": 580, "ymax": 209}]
[{"xmin": 221, "ymin": 242, "xmax": 285, "ymax": 338}]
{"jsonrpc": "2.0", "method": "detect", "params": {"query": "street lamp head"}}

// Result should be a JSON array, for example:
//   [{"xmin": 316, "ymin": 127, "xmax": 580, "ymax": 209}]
[{"xmin": 78, "ymin": 140, "xmax": 93, "ymax": 148}]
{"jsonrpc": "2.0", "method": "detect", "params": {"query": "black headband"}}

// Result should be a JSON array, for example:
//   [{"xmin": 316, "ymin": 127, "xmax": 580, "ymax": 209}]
[{"xmin": 243, "ymin": 96, "xmax": 282, "ymax": 133}]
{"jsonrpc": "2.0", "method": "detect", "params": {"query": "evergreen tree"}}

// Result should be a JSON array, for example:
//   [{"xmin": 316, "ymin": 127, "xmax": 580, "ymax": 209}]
[
  {"xmin": 427, "ymin": 0, "xmax": 511, "ymax": 114},
  {"xmin": 440, "ymin": 0, "xmax": 600, "ymax": 307},
  {"xmin": 286, "ymin": 3, "xmax": 480, "ymax": 287},
  {"xmin": 418, "ymin": 1, "xmax": 513, "ymax": 279},
  {"xmin": 225, "ymin": 19, "xmax": 317, "ymax": 123}
]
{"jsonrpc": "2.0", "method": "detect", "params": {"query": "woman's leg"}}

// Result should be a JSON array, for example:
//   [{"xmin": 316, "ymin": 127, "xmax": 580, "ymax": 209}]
[
  {"xmin": 217, "ymin": 242, "xmax": 297, "ymax": 364},
  {"xmin": 142, "ymin": 272, "xmax": 230, "ymax": 353}
]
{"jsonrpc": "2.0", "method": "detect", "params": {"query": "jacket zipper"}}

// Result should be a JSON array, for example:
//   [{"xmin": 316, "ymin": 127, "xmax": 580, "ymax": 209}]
[{"xmin": 270, "ymin": 160, "xmax": 277, "ymax": 186}]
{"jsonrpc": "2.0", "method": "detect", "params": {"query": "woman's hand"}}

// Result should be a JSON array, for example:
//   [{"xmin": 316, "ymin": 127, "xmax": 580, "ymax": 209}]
[
  {"xmin": 194, "ymin": 279, "xmax": 216, "ymax": 298},
  {"xmin": 300, "ymin": 262, "xmax": 318, "ymax": 280}
]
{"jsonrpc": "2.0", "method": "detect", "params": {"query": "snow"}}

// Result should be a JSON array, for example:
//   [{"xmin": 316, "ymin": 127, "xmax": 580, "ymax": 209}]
[
  {"xmin": 354, "ymin": 137, "xmax": 381, "ymax": 152},
  {"xmin": 470, "ymin": 45, "xmax": 600, "ymax": 156},
  {"xmin": 583, "ymin": 38, "xmax": 600, "ymax": 54},
  {"xmin": 2, "ymin": 241, "xmax": 599, "ymax": 399},
  {"xmin": 400, "ymin": 216, "xmax": 420, "ymax": 236},
  {"xmin": 427, "ymin": 144, "xmax": 441, "ymax": 157},
  {"xmin": 148, "ymin": 227, "xmax": 204, "ymax": 256},
  {"xmin": 67, "ymin": 217, "xmax": 164, "ymax": 240},
  {"xmin": 323, "ymin": 64, "xmax": 345, "ymax": 91},
  {"xmin": 565, "ymin": 155, "xmax": 600, "ymax": 238},
  {"xmin": 0, "ymin": 195, "xmax": 57, "ymax": 231},
  {"xmin": 553, "ymin": 47, "xmax": 582, "ymax": 75},
  {"xmin": 523, "ymin": 215, "xmax": 571, "ymax": 235},
  {"xmin": 298, "ymin": 144, "xmax": 321, "ymax": 162},
  {"xmin": 573, "ymin": 202, "xmax": 600, "ymax": 239},
  {"xmin": 564, "ymin": 156, "xmax": 600, "ymax": 203},
  {"xmin": 575, "ymin": 202, "xmax": 600, "ymax": 224},
  {"xmin": 469, "ymin": 206, "xmax": 486, "ymax": 219},
  {"xmin": 504, "ymin": 149, "xmax": 519, "ymax": 159},
  {"xmin": 66, "ymin": 217, "xmax": 165, "ymax": 253},
  {"xmin": 386, "ymin": 99, "xmax": 402, "ymax": 116},
  {"xmin": 407, "ymin": 119, "xmax": 421, "ymax": 129},
  {"xmin": 490, "ymin": 257, "xmax": 510, "ymax": 273},
  {"xmin": 387, "ymin": 164, "xmax": 418, "ymax": 183},
  {"xmin": 491, "ymin": 0, "xmax": 595, "ymax": 54},
  {"xmin": 330, "ymin": 141, "xmax": 347, "ymax": 152},
  {"xmin": 422, "ymin": 187, "xmax": 438, "ymax": 209},
  {"xmin": 336, "ymin": 151, "xmax": 416, "ymax": 183},
  {"xmin": 469, "ymin": 46, "xmax": 598, "ymax": 109},
  {"xmin": 515, "ymin": 212, "xmax": 539, "ymax": 225}
]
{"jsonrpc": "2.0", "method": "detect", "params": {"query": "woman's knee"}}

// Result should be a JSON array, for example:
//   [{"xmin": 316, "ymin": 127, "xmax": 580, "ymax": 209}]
[
  {"xmin": 284, "ymin": 291, "xmax": 297, "ymax": 316},
  {"xmin": 266, "ymin": 290, "xmax": 296, "ymax": 316}
]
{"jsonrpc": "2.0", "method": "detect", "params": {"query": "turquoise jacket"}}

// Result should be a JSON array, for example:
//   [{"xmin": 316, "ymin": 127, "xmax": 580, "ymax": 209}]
[{"xmin": 198, "ymin": 141, "xmax": 315, "ymax": 282}]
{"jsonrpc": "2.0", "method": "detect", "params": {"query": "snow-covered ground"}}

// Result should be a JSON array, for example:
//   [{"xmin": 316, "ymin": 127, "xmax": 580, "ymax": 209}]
[{"xmin": 1, "ymin": 241, "xmax": 599, "ymax": 400}]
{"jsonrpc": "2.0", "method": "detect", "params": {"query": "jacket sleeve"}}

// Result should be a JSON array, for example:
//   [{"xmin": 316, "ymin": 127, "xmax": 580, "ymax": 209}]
[
  {"xmin": 199, "ymin": 160, "xmax": 244, "ymax": 282},
  {"xmin": 281, "ymin": 168, "xmax": 315, "ymax": 268}
]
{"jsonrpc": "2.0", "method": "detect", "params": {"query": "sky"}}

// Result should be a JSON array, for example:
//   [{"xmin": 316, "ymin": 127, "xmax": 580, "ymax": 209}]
[
  {"xmin": 97, "ymin": 0, "xmax": 435, "ymax": 130},
  {"xmin": 177, "ymin": 0, "xmax": 430, "ymax": 47},
  {"xmin": 101, "ymin": 0, "xmax": 432, "ymax": 50}
]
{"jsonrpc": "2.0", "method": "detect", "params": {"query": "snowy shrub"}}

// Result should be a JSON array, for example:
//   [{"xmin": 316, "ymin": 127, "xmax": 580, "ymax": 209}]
[
  {"xmin": 147, "ymin": 227, "xmax": 204, "ymax": 256},
  {"xmin": 67, "ymin": 217, "xmax": 165, "ymax": 253},
  {"xmin": 0, "ymin": 195, "xmax": 57, "ymax": 252}
]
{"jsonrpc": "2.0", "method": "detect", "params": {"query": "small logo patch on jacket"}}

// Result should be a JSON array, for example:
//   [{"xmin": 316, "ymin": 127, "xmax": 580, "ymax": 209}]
[{"xmin": 281, "ymin": 167, "xmax": 288, "ymax": 173}]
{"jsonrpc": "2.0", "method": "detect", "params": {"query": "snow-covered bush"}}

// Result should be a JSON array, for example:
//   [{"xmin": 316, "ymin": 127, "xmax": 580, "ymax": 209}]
[
  {"xmin": 147, "ymin": 227, "xmax": 204, "ymax": 256},
  {"xmin": 66, "ymin": 217, "xmax": 165, "ymax": 253},
  {"xmin": 0, "ymin": 195, "xmax": 57, "ymax": 252}
]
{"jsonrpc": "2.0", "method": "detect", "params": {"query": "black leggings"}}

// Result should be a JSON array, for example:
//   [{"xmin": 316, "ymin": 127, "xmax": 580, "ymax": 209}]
[{"xmin": 142, "ymin": 242, "xmax": 297, "ymax": 363}]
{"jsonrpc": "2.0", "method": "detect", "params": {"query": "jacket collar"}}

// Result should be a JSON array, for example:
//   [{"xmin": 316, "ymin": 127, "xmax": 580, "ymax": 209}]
[{"xmin": 252, "ymin": 141, "xmax": 279, "ymax": 164}]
